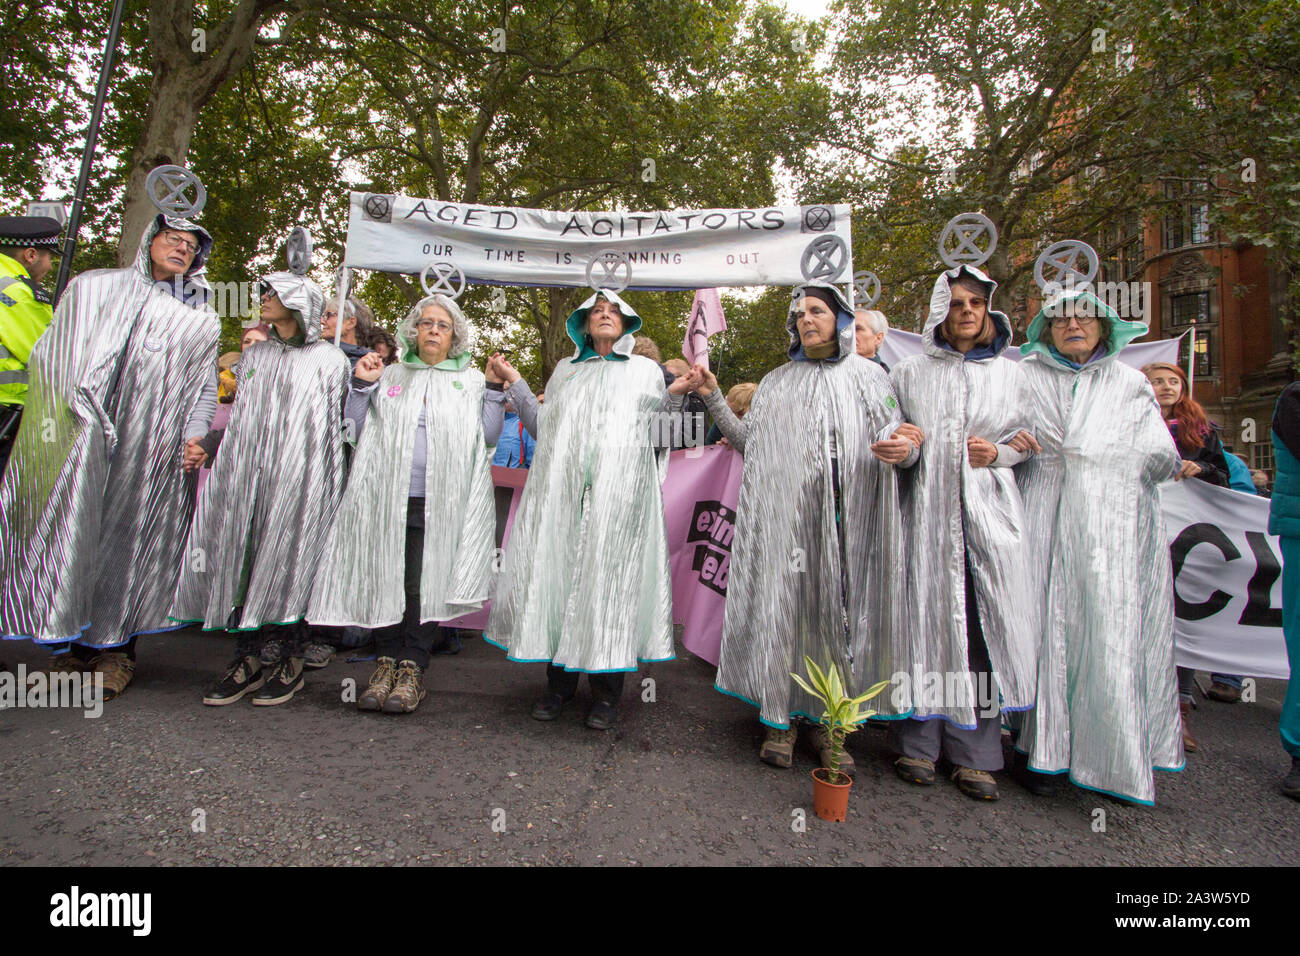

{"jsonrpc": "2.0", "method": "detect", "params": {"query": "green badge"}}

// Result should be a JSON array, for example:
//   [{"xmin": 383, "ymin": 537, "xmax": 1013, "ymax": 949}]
[
  {"xmin": 885, "ymin": 395, "xmax": 896, "ymax": 408},
  {"xmin": 453, "ymin": 380, "xmax": 464, "ymax": 390}
]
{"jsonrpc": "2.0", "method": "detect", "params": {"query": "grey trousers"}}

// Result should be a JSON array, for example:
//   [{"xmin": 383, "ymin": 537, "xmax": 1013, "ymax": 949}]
[{"xmin": 892, "ymin": 559, "xmax": 1004, "ymax": 771}]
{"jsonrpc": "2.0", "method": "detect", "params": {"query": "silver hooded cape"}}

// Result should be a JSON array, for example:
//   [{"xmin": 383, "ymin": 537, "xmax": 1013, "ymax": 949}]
[
  {"xmin": 888, "ymin": 265, "xmax": 1038, "ymax": 725},
  {"xmin": 170, "ymin": 272, "xmax": 350, "ymax": 630},
  {"xmin": 307, "ymin": 297, "xmax": 495, "ymax": 626},
  {"xmin": 712, "ymin": 285, "xmax": 910, "ymax": 727},
  {"xmin": 1013, "ymin": 289, "xmax": 1183, "ymax": 804},
  {"xmin": 485, "ymin": 289, "xmax": 675, "ymax": 671},
  {"xmin": 0, "ymin": 215, "xmax": 219, "ymax": 647}
]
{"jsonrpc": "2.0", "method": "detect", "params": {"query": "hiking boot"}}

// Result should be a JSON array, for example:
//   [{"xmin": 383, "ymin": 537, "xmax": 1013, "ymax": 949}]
[
  {"xmin": 1282, "ymin": 757, "xmax": 1300, "ymax": 802},
  {"xmin": 759, "ymin": 725, "xmax": 798, "ymax": 768},
  {"xmin": 203, "ymin": 656, "xmax": 265, "ymax": 706},
  {"xmin": 531, "ymin": 690, "xmax": 572, "ymax": 721},
  {"xmin": 259, "ymin": 639, "xmax": 282, "ymax": 667},
  {"xmin": 951, "ymin": 766, "xmax": 1000, "ymax": 801},
  {"xmin": 252, "ymin": 657, "xmax": 305, "ymax": 706},
  {"xmin": 585, "ymin": 700, "xmax": 617, "ymax": 731},
  {"xmin": 1206, "ymin": 681, "xmax": 1242, "ymax": 703},
  {"xmin": 1179, "ymin": 698, "xmax": 1199, "ymax": 753},
  {"xmin": 895, "ymin": 756, "xmax": 936, "ymax": 785},
  {"xmin": 358, "ymin": 657, "xmax": 397, "ymax": 711},
  {"xmin": 807, "ymin": 723, "xmax": 856, "ymax": 779},
  {"xmin": 302, "ymin": 642, "xmax": 333, "ymax": 670},
  {"xmin": 382, "ymin": 661, "xmax": 427, "ymax": 714},
  {"xmin": 90, "ymin": 652, "xmax": 135, "ymax": 701}
]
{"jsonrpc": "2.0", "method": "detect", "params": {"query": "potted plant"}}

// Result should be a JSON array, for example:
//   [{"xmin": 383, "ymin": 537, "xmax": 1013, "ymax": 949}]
[{"xmin": 791, "ymin": 656, "xmax": 890, "ymax": 822}]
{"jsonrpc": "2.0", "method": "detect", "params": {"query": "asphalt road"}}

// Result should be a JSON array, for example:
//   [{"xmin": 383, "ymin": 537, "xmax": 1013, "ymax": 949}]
[{"xmin": 0, "ymin": 627, "xmax": 1295, "ymax": 866}]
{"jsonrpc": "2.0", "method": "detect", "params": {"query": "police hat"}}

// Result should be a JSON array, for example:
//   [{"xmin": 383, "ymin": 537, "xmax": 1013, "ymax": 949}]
[{"xmin": 0, "ymin": 216, "xmax": 62, "ymax": 254}]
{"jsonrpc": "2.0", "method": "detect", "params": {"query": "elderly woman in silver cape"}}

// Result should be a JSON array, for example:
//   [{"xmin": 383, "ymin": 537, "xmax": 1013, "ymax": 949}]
[
  {"xmin": 172, "ymin": 272, "xmax": 350, "ymax": 707},
  {"xmin": 1012, "ymin": 288, "xmax": 1184, "ymax": 805},
  {"xmin": 484, "ymin": 289, "xmax": 696, "ymax": 731},
  {"xmin": 306, "ymin": 294, "xmax": 503, "ymax": 714},
  {"xmin": 0, "ymin": 214, "xmax": 220, "ymax": 699},
  {"xmin": 888, "ymin": 265, "xmax": 1039, "ymax": 802},
  {"xmin": 690, "ymin": 284, "xmax": 914, "ymax": 774}
]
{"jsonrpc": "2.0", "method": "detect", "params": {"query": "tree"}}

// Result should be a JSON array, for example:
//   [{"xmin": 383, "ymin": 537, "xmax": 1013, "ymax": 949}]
[
  {"xmin": 813, "ymin": 0, "xmax": 1213, "ymax": 331},
  {"xmin": 312, "ymin": 0, "xmax": 834, "ymax": 378}
]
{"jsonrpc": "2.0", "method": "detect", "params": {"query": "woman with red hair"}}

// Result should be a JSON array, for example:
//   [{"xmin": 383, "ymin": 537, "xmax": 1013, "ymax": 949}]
[
  {"xmin": 1143, "ymin": 362, "xmax": 1229, "ymax": 487},
  {"xmin": 1144, "ymin": 361, "xmax": 1232, "ymax": 753}
]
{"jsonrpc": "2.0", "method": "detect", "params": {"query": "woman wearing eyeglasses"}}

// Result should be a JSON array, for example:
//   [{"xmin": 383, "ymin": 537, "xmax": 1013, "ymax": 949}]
[
  {"xmin": 307, "ymin": 294, "xmax": 504, "ymax": 714},
  {"xmin": 1012, "ymin": 288, "xmax": 1184, "ymax": 805}
]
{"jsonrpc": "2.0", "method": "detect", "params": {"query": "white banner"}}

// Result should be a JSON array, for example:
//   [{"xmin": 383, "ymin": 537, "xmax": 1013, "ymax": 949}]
[
  {"xmin": 342, "ymin": 193, "xmax": 853, "ymax": 290},
  {"xmin": 1164, "ymin": 478, "xmax": 1289, "ymax": 678},
  {"xmin": 878, "ymin": 327, "xmax": 1186, "ymax": 371}
]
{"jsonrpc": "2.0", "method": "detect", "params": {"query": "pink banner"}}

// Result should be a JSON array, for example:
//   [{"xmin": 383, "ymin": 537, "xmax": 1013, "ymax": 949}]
[
  {"xmin": 444, "ymin": 465, "xmax": 528, "ymax": 629},
  {"xmin": 662, "ymin": 444, "xmax": 743, "ymax": 665}
]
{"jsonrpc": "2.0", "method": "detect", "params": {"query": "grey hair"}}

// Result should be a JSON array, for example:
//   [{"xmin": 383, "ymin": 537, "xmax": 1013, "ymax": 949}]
[
  {"xmin": 325, "ymin": 298, "xmax": 355, "ymax": 319},
  {"xmin": 856, "ymin": 308, "xmax": 889, "ymax": 334},
  {"xmin": 399, "ymin": 293, "xmax": 470, "ymax": 357}
]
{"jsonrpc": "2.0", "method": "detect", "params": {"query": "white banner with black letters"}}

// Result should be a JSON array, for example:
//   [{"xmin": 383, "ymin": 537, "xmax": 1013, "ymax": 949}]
[
  {"xmin": 343, "ymin": 192, "xmax": 853, "ymax": 289},
  {"xmin": 1165, "ymin": 478, "xmax": 1289, "ymax": 679}
]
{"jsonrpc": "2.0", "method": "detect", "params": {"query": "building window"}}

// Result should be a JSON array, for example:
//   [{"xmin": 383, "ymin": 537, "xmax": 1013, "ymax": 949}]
[
  {"xmin": 1168, "ymin": 291, "xmax": 1210, "ymax": 328},
  {"xmin": 1163, "ymin": 180, "xmax": 1212, "ymax": 250},
  {"xmin": 1252, "ymin": 442, "xmax": 1275, "ymax": 476},
  {"xmin": 1192, "ymin": 329, "xmax": 1214, "ymax": 377}
]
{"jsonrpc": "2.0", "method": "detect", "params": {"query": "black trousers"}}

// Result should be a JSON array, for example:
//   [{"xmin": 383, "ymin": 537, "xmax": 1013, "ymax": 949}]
[
  {"xmin": 546, "ymin": 665, "xmax": 626, "ymax": 705},
  {"xmin": 371, "ymin": 499, "xmax": 447, "ymax": 670}
]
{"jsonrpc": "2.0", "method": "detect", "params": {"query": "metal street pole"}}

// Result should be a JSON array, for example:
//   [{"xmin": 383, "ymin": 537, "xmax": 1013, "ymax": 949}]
[{"xmin": 53, "ymin": 0, "xmax": 127, "ymax": 304}]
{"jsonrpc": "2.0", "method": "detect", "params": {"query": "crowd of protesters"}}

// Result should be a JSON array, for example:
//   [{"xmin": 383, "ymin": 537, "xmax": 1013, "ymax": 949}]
[{"xmin": 0, "ymin": 211, "xmax": 1296, "ymax": 810}]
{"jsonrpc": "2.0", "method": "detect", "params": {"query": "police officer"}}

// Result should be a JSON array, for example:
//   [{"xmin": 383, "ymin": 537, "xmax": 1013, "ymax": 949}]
[{"xmin": 0, "ymin": 216, "xmax": 61, "ymax": 477}]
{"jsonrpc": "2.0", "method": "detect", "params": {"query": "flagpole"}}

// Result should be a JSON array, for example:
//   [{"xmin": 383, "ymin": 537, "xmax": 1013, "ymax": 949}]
[{"xmin": 54, "ymin": 0, "xmax": 127, "ymax": 304}]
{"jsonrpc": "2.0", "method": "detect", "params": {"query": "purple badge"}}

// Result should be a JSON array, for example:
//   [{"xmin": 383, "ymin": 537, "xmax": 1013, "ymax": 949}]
[{"xmin": 387, "ymin": 385, "xmax": 403, "ymax": 397}]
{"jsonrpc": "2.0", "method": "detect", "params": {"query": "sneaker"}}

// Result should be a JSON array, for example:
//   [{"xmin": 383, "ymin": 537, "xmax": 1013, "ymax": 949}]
[
  {"xmin": 259, "ymin": 639, "xmax": 282, "ymax": 667},
  {"xmin": 302, "ymin": 642, "xmax": 333, "ymax": 670},
  {"xmin": 585, "ymin": 700, "xmax": 617, "ymax": 731},
  {"xmin": 894, "ymin": 756, "xmax": 936, "ymax": 786},
  {"xmin": 951, "ymin": 766, "xmax": 1000, "ymax": 801},
  {"xmin": 252, "ymin": 657, "xmax": 305, "ymax": 706},
  {"xmin": 759, "ymin": 725, "xmax": 797, "ymax": 768},
  {"xmin": 358, "ymin": 657, "xmax": 397, "ymax": 711},
  {"xmin": 382, "ymin": 661, "xmax": 427, "ymax": 714},
  {"xmin": 203, "ymin": 656, "xmax": 265, "ymax": 706},
  {"xmin": 90, "ymin": 651, "xmax": 135, "ymax": 701},
  {"xmin": 1206, "ymin": 682, "xmax": 1242, "ymax": 703},
  {"xmin": 807, "ymin": 724, "xmax": 856, "ymax": 779},
  {"xmin": 530, "ymin": 690, "xmax": 572, "ymax": 721}
]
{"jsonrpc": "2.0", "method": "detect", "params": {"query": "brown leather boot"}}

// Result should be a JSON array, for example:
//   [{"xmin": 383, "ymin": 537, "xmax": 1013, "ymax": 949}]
[{"xmin": 1179, "ymin": 699, "xmax": 1199, "ymax": 753}]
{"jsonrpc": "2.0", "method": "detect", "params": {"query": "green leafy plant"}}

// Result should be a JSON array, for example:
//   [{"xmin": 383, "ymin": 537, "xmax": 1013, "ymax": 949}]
[{"xmin": 791, "ymin": 656, "xmax": 891, "ymax": 785}]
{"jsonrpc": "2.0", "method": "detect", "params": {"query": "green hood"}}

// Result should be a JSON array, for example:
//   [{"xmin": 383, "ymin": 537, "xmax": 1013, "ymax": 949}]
[
  {"xmin": 566, "ymin": 289, "xmax": 643, "ymax": 358},
  {"xmin": 1020, "ymin": 288, "xmax": 1148, "ymax": 367}
]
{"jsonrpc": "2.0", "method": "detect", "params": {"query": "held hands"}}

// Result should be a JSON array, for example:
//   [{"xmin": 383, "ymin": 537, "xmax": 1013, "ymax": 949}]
[
  {"xmin": 1007, "ymin": 429, "xmax": 1041, "ymax": 455},
  {"xmin": 686, "ymin": 363, "xmax": 718, "ymax": 397},
  {"xmin": 487, "ymin": 353, "xmax": 521, "ymax": 385},
  {"xmin": 1175, "ymin": 459, "xmax": 1202, "ymax": 481},
  {"xmin": 668, "ymin": 365, "xmax": 703, "ymax": 395},
  {"xmin": 182, "ymin": 437, "xmax": 207, "ymax": 472},
  {"xmin": 893, "ymin": 423, "xmax": 924, "ymax": 447},
  {"xmin": 967, "ymin": 436, "xmax": 998, "ymax": 468},
  {"xmin": 871, "ymin": 437, "xmax": 914, "ymax": 464},
  {"xmin": 354, "ymin": 351, "xmax": 385, "ymax": 383}
]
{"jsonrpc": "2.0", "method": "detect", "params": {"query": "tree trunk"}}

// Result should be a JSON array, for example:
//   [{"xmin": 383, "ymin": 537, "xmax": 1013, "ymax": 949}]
[{"xmin": 116, "ymin": 80, "xmax": 203, "ymax": 266}]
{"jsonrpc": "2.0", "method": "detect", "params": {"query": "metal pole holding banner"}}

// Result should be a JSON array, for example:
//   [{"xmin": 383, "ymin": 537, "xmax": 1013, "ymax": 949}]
[
  {"xmin": 54, "ymin": 0, "xmax": 127, "ymax": 304},
  {"xmin": 334, "ymin": 266, "xmax": 351, "ymax": 346},
  {"xmin": 1188, "ymin": 315, "xmax": 1197, "ymax": 388}
]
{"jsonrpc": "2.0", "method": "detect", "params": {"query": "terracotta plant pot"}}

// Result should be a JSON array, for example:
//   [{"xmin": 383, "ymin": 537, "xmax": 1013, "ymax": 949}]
[{"xmin": 811, "ymin": 766, "xmax": 852, "ymax": 822}]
